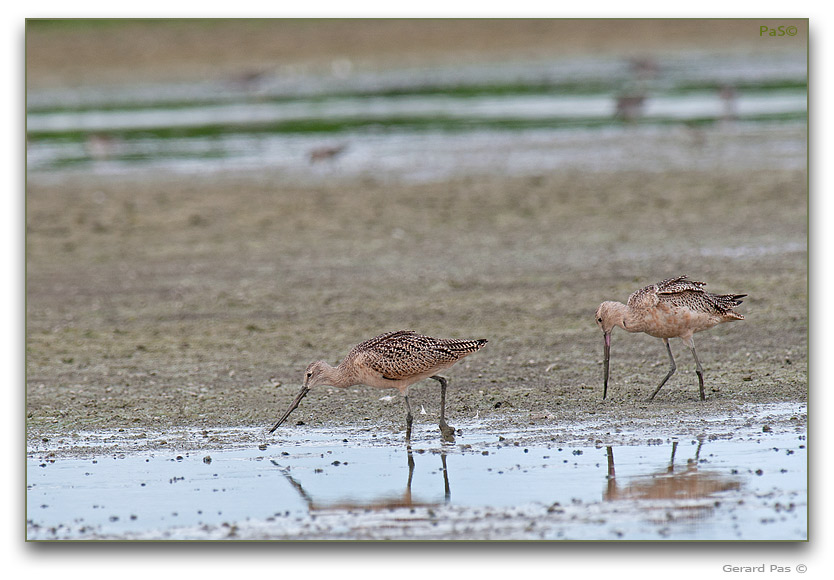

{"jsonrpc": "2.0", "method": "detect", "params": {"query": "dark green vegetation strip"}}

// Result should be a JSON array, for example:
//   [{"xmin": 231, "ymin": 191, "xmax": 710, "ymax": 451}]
[
  {"xmin": 28, "ymin": 111, "xmax": 807, "ymax": 144},
  {"xmin": 26, "ymin": 79, "xmax": 807, "ymax": 115}
]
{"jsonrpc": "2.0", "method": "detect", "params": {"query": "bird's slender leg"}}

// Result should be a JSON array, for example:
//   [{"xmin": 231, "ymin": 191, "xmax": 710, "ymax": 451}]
[
  {"xmin": 431, "ymin": 375, "xmax": 455, "ymax": 442},
  {"xmin": 406, "ymin": 448, "xmax": 415, "ymax": 486},
  {"xmin": 648, "ymin": 338, "xmax": 677, "ymax": 401},
  {"xmin": 605, "ymin": 447, "xmax": 616, "ymax": 497},
  {"xmin": 694, "ymin": 437, "xmax": 704, "ymax": 459},
  {"xmin": 606, "ymin": 446, "xmax": 615, "ymax": 480},
  {"xmin": 688, "ymin": 342, "xmax": 706, "ymax": 401},
  {"xmin": 440, "ymin": 452, "xmax": 451, "ymax": 502},
  {"xmin": 403, "ymin": 392, "xmax": 414, "ymax": 448},
  {"xmin": 667, "ymin": 440, "xmax": 678, "ymax": 473}
]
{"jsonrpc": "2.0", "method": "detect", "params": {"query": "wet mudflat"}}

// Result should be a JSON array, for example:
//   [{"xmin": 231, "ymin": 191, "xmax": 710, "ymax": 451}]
[{"xmin": 27, "ymin": 402, "xmax": 806, "ymax": 541}]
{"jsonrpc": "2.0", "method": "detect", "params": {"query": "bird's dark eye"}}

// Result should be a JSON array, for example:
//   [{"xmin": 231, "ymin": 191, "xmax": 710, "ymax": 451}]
[
  {"xmin": 597, "ymin": 317, "xmax": 603, "ymax": 323},
  {"xmin": 306, "ymin": 371, "xmax": 313, "ymax": 378}
]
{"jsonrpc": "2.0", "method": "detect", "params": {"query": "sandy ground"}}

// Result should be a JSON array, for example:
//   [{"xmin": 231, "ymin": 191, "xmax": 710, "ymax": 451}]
[
  {"xmin": 26, "ymin": 166, "xmax": 807, "ymax": 454},
  {"xmin": 25, "ymin": 18, "xmax": 807, "ymax": 89},
  {"xmin": 25, "ymin": 19, "xmax": 808, "ymax": 457}
]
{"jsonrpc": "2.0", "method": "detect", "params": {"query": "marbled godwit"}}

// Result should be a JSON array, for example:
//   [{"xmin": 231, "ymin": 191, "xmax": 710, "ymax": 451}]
[
  {"xmin": 268, "ymin": 330, "xmax": 487, "ymax": 443},
  {"xmin": 628, "ymin": 56, "xmax": 660, "ymax": 80},
  {"xmin": 614, "ymin": 94, "xmax": 646, "ymax": 123},
  {"xmin": 595, "ymin": 275, "xmax": 745, "ymax": 401},
  {"xmin": 719, "ymin": 84, "xmax": 739, "ymax": 123},
  {"xmin": 84, "ymin": 133, "xmax": 119, "ymax": 161},
  {"xmin": 309, "ymin": 144, "xmax": 347, "ymax": 163}
]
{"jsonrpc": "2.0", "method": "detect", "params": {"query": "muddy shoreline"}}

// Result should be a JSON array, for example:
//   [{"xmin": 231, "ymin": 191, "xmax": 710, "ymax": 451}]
[
  {"xmin": 26, "ymin": 20, "xmax": 807, "ymax": 460},
  {"xmin": 26, "ymin": 167, "xmax": 807, "ymax": 459}
]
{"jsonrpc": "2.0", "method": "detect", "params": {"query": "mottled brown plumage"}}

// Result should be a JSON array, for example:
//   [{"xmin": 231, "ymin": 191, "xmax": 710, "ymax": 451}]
[
  {"xmin": 596, "ymin": 276, "xmax": 745, "ymax": 401},
  {"xmin": 626, "ymin": 276, "xmax": 744, "ymax": 322},
  {"xmin": 268, "ymin": 330, "xmax": 487, "ymax": 443}
]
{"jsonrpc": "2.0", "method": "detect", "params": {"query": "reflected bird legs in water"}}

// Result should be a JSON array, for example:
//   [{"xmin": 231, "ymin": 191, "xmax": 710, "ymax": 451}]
[{"xmin": 271, "ymin": 448, "xmax": 450, "ymax": 512}]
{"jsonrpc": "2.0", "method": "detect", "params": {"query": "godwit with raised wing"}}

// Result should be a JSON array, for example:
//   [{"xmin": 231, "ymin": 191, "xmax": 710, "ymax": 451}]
[
  {"xmin": 595, "ymin": 276, "xmax": 745, "ymax": 401},
  {"xmin": 268, "ymin": 330, "xmax": 487, "ymax": 443}
]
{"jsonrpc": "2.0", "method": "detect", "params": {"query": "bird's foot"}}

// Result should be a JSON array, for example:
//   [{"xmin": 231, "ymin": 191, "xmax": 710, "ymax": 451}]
[
  {"xmin": 405, "ymin": 415, "xmax": 413, "ymax": 445},
  {"xmin": 439, "ymin": 421, "xmax": 456, "ymax": 443}
]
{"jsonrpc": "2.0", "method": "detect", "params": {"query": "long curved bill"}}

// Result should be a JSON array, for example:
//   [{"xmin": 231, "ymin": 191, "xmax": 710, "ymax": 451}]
[
  {"xmin": 603, "ymin": 332, "xmax": 611, "ymax": 400},
  {"xmin": 268, "ymin": 386, "xmax": 310, "ymax": 433}
]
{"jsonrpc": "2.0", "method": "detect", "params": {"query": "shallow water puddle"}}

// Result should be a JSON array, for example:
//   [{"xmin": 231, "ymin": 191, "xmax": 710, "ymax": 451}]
[{"xmin": 27, "ymin": 425, "xmax": 806, "ymax": 540}]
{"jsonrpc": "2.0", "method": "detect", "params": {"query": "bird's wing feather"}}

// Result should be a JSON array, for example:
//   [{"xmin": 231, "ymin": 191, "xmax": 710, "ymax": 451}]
[
  {"xmin": 627, "ymin": 276, "xmax": 707, "ymax": 311},
  {"xmin": 351, "ymin": 330, "xmax": 485, "ymax": 380},
  {"xmin": 626, "ymin": 276, "xmax": 745, "ymax": 319},
  {"xmin": 654, "ymin": 276, "xmax": 744, "ymax": 316},
  {"xmin": 655, "ymin": 275, "xmax": 707, "ymax": 295}
]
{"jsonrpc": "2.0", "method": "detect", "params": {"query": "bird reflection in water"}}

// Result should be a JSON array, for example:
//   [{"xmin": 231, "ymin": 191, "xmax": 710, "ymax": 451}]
[
  {"xmin": 604, "ymin": 438, "xmax": 741, "ymax": 522},
  {"xmin": 271, "ymin": 449, "xmax": 450, "ymax": 513}
]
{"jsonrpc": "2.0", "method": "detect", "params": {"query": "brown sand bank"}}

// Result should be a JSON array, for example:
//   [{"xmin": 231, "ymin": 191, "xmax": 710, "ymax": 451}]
[
  {"xmin": 26, "ymin": 166, "xmax": 807, "ymax": 454},
  {"xmin": 26, "ymin": 18, "xmax": 807, "ymax": 89}
]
